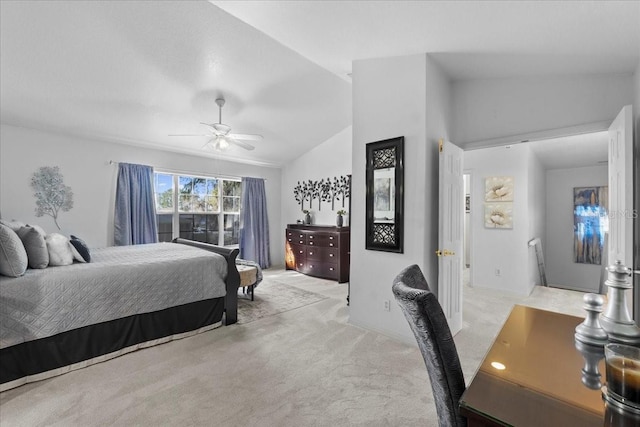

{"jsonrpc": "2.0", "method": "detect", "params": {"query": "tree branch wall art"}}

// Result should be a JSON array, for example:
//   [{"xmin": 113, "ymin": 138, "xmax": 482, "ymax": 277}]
[
  {"xmin": 293, "ymin": 175, "xmax": 351, "ymax": 212},
  {"xmin": 30, "ymin": 166, "xmax": 74, "ymax": 230}
]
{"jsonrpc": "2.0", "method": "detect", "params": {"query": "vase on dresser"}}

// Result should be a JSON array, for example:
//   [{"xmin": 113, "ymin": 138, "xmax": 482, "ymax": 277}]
[{"xmin": 336, "ymin": 214, "xmax": 343, "ymax": 227}]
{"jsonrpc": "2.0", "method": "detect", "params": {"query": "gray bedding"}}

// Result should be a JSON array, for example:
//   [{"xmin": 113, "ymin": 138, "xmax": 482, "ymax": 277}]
[{"xmin": 0, "ymin": 243, "xmax": 228, "ymax": 349}]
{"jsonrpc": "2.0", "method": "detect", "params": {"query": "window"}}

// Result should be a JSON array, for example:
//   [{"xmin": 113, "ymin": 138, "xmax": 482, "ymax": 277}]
[{"xmin": 153, "ymin": 172, "xmax": 242, "ymax": 246}]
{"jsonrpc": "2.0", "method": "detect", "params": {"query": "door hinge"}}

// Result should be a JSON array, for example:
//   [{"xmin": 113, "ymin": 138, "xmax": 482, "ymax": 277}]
[{"xmin": 438, "ymin": 138, "xmax": 443, "ymax": 153}]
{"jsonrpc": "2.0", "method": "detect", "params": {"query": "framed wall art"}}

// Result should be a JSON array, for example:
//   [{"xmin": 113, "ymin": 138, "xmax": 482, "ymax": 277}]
[{"xmin": 365, "ymin": 136, "xmax": 404, "ymax": 252}]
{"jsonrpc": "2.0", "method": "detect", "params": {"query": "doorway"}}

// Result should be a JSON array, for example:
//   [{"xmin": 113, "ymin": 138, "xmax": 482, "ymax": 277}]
[{"xmin": 463, "ymin": 130, "xmax": 609, "ymax": 294}]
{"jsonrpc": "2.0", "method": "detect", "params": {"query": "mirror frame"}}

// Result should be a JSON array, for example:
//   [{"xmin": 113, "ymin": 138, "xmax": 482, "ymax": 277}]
[{"xmin": 365, "ymin": 136, "xmax": 404, "ymax": 253}]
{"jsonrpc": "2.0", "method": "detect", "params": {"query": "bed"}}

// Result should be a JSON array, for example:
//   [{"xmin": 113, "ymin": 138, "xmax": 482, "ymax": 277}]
[{"xmin": 0, "ymin": 238, "xmax": 240, "ymax": 392}]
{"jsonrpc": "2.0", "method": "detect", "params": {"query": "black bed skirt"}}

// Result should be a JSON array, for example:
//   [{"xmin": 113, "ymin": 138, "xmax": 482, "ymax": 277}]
[{"xmin": 0, "ymin": 297, "xmax": 224, "ymax": 386}]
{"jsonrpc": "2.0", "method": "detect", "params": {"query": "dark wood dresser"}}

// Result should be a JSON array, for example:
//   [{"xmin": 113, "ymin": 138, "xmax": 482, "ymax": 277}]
[{"xmin": 285, "ymin": 224, "xmax": 350, "ymax": 283}]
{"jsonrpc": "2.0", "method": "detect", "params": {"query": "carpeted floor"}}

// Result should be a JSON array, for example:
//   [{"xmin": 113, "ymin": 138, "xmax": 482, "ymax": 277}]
[
  {"xmin": 0, "ymin": 269, "xmax": 585, "ymax": 426},
  {"xmin": 237, "ymin": 280, "xmax": 328, "ymax": 324}
]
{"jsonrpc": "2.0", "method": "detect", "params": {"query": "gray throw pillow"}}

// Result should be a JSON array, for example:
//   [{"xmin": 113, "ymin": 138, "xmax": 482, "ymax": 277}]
[
  {"xmin": 0, "ymin": 223, "xmax": 28, "ymax": 277},
  {"xmin": 0, "ymin": 219, "xmax": 26, "ymax": 233},
  {"xmin": 17, "ymin": 225, "xmax": 49, "ymax": 269}
]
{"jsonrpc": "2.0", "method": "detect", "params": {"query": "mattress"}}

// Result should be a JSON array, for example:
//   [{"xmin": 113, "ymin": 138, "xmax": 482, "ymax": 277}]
[{"xmin": 0, "ymin": 242, "xmax": 228, "ymax": 349}]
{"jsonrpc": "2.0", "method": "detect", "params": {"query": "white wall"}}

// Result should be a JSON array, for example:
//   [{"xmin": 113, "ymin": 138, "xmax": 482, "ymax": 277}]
[
  {"xmin": 527, "ymin": 150, "xmax": 546, "ymax": 287},
  {"xmin": 464, "ymin": 144, "xmax": 533, "ymax": 295},
  {"xmin": 350, "ymin": 53, "xmax": 427, "ymax": 342},
  {"xmin": 280, "ymin": 126, "xmax": 352, "ymax": 232},
  {"xmin": 350, "ymin": 54, "xmax": 450, "ymax": 343},
  {"xmin": 453, "ymin": 74, "xmax": 634, "ymax": 145},
  {"xmin": 0, "ymin": 125, "xmax": 283, "ymax": 263},
  {"xmin": 545, "ymin": 165, "xmax": 608, "ymax": 292}
]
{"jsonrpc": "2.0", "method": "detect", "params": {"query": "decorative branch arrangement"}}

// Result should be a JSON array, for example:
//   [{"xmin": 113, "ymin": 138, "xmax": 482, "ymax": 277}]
[
  {"xmin": 293, "ymin": 175, "xmax": 351, "ymax": 212},
  {"xmin": 31, "ymin": 166, "xmax": 74, "ymax": 230}
]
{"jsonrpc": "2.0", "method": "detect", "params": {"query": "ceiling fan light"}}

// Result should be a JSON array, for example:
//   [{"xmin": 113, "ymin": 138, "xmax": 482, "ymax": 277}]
[{"xmin": 215, "ymin": 138, "xmax": 230, "ymax": 151}]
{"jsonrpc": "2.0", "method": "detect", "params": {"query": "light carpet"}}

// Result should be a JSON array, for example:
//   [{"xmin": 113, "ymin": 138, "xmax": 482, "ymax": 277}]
[
  {"xmin": 0, "ymin": 269, "xmax": 585, "ymax": 427},
  {"xmin": 237, "ymin": 280, "xmax": 328, "ymax": 324}
]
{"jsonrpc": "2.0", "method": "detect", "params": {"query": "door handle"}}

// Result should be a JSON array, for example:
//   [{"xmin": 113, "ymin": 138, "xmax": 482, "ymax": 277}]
[{"xmin": 436, "ymin": 249, "xmax": 456, "ymax": 257}]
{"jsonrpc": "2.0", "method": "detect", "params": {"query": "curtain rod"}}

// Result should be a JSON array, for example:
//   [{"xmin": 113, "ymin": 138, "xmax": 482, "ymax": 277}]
[{"xmin": 108, "ymin": 160, "xmax": 264, "ymax": 181}]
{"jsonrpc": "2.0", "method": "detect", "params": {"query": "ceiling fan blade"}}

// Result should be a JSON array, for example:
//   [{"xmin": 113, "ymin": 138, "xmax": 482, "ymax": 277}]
[
  {"xmin": 169, "ymin": 134, "xmax": 210, "ymax": 137},
  {"xmin": 227, "ymin": 138, "xmax": 255, "ymax": 151},
  {"xmin": 228, "ymin": 133, "xmax": 263, "ymax": 141}
]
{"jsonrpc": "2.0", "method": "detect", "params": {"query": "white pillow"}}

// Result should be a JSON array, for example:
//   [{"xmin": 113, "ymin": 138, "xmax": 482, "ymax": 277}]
[{"xmin": 46, "ymin": 233, "xmax": 74, "ymax": 266}]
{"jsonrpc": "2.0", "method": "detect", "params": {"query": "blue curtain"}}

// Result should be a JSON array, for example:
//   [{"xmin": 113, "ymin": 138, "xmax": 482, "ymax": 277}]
[
  {"xmin": 239, "ymin": 177, "xmax": 271, "ymax": 268},
  {"xmin": 114, "ymin": 163, "xmax": 158, "ymax": 246}
]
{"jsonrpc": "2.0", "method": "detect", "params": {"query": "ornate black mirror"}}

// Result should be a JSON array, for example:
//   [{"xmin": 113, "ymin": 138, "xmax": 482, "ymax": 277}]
[{"xmin": 365, "ymin": 136, "xmax": 404, "ymax": 252}]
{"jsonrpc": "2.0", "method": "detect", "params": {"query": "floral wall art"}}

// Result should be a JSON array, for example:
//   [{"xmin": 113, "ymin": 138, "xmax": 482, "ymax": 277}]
[
  {"xmin": 484, "ymin": 176, "xmax": 513, "ymax": 229},
  {"xmin": 484, "ymin": 203, "xmax": 513, "ymax": 229},
  {"xmin": 485, "ymin": 176, "xmax": 514, "ymax": 201},
  {"xmin": 293, "ymin": 175, "xmax": 350, "ymax": 212}
]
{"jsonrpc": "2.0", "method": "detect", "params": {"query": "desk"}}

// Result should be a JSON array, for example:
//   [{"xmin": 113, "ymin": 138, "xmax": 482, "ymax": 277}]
[{"xmin": 459, "ymin": 305, "xmax": 605, "ymax": 426}]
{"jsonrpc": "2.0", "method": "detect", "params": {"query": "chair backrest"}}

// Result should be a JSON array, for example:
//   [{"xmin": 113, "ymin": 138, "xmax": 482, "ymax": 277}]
[{"xmin": 392, "ymin": 264, "xmax": 467, "ymax": 427}]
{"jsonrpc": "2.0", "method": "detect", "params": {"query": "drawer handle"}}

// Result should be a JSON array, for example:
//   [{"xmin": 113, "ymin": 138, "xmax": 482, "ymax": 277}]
[
  {"xmin": 329, "ymin": 254, "xmax": 334, "ymax": 257},
  {"xmin": 299, "ymin": 250, "xmax": 303, "ymax": 254},
  {"xmin": 329, "ymin": 243, "xmax": 334, "ymax": 247},
  {"xmin": 329, "ymin": 267, "xmax": 334, "ymax": 271},
  {"xmin": 300, "ymin": 241, "xmax": 304, "ymax": 244},
  {"xmin": 309, "ymin": 242, "xmax": 314, "ymax": 245},
  {"xmin": 309, "ymin": 265, "xmax": 313, "ymax": 268},
  {"xmin": 309, "ymin": 236, "xmax": 314, "ymax": 239},
  {"xmin": 309, "ymin": 252, "xmax": 313, "ymax": 255},
  {"xmin": 329, "ymin": 236, "xmax": 334, "ymax": 240}
]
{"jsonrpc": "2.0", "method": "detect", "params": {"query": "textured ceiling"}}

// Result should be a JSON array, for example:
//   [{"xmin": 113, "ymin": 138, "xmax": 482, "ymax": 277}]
[
  {"xmin": 0, "ymin": 1, "xmax": 351, "ymax": 167},
  {"xmin": 213, "ymin": 1, "xmax": 640, "ymax": 80},
  {"xmin": 1, "ymin": 1, "xmax": 638, "ymax": 167}
]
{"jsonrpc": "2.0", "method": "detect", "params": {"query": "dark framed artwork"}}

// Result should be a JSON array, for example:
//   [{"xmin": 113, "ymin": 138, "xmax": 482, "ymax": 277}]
[{"xmin": 365, "ymin": 136, "xmax": 404, "ymax": 253}]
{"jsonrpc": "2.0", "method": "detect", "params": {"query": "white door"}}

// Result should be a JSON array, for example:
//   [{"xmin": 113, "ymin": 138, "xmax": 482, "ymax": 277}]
[
  {"xmin": 608, "ymin": 105, "xmax": 634, "ymax": 319},
  {"xmin": 437, "ymin": 139, "xmax": 464, "ymax": 336},
  {"xmin": 608, "ymin": 105, "xmax": 633, "ymax": 269}
]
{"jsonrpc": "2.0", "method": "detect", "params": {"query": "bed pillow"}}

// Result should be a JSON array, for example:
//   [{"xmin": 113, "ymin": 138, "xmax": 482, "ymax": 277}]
[
  {"xmin": 46, "ymin": 233, "xmax": 74, "ymax": 266},
  {"xmin": 0, "ymin": 223, "xmax": 28, "ymax": 277},
  {"xmin": 0, "ymin": 219, "xmax": 26, "ymax": 233},
  {"xmin": 17, "ymin": 225, "xmax": 49, "ymax": 269},
  {"xmin": 70, "ymin": 235, "xmax": 91, "ymax": 263}
]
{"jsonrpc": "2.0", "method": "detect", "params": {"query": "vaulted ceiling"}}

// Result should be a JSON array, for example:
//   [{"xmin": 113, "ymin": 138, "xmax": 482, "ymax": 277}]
[{"xmin": 1, "ymin": 1, "xmax": 638, "ymax": 167}]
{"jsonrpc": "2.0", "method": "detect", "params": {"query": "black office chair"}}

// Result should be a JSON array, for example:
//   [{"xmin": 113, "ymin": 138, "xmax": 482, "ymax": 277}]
[{"xmin": 392, "ymin": 264, "xmax": 467, "ymax": 427}]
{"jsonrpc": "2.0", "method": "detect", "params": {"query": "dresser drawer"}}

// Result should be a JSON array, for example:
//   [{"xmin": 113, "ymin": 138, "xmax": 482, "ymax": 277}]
[
  {"xmin": 290, "ymin": 243, "xmax": 306, "ymax": 259},
  {"xmin": 286, "ymin": 229, "xmax": 308, "ymax": 245},
  {"xmin": 306, "ymin": 233, "xmax": 327, "ymax": 247},
  {"xmin": 305, "ymin": 261, "xmax": 339, "ymax": 280},
  {"xmin": 307, "ymin": 246, "xmax": 339, "ymax": 262}
]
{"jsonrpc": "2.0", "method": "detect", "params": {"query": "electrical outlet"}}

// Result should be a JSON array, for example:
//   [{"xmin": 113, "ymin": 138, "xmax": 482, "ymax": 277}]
[
  {"xmin": 383, "ymin": 300, "xmax": 391, "ymax": 312},
  {"xmin": 495, "ymin": 268, "xmax": 501, "ymax": 276}
]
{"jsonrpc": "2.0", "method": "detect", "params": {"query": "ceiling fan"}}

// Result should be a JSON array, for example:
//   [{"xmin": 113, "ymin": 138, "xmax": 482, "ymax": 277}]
[{"xmin": 169, "ymin": 98, "xmax": 262, "ymax": 151}]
